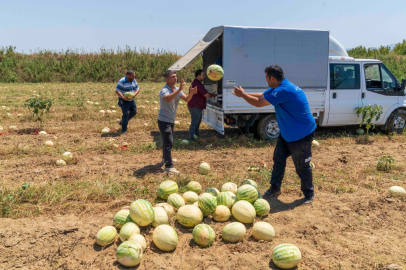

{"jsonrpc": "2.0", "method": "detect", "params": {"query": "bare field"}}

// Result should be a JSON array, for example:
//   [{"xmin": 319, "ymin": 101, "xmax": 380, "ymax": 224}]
[{"xmin": 0, "ymin": 83, "xmax": 406, "ymax": 270}]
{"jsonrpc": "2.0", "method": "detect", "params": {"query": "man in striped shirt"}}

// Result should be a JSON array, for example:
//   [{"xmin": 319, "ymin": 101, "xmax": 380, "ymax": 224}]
[{"xmin": 115, "ymin": 70, "xmax": 139, "ymax": 134}]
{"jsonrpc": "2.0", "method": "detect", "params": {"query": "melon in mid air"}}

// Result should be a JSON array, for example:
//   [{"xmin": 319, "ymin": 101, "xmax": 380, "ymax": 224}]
[{"xmin": 207, "ymin": 64, "xmax": 224, "ymax": 81}]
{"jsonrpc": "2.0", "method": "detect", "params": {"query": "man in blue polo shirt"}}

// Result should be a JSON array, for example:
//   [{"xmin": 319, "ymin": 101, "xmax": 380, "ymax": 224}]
[
  {"xmin": 233, "ymin": 65, "xmax": 316, "ymax": 204},
  {"xmin": 115, "ymin": 70, "xmax": 139, "ymax": 134}
]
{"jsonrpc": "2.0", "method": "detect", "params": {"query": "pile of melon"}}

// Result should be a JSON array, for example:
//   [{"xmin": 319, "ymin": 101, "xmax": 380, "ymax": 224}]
[{"xmin": 95, "ymin": 179, "xmax": 302, "ymax": 268}]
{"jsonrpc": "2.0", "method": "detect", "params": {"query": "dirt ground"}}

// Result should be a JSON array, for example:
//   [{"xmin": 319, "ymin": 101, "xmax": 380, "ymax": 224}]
[{"xmin": 1, "ymin": 83, "xmax": 406, "ymax": 269}]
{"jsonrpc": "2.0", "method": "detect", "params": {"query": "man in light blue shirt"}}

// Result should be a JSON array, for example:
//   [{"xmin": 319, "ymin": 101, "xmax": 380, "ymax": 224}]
[
  {"xmin": 233, "ymin": 65, "xmax": 316, "ymax": 204},
  {"xmin": 115, "ymin": 70, "xmax": 139, "ymax": 134}
]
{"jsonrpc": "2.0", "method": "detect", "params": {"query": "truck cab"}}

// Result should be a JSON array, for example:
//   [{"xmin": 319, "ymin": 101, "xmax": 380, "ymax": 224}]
[{"xmin": 169, "ymin": 26, "xmax": 406, "ymax": 139}]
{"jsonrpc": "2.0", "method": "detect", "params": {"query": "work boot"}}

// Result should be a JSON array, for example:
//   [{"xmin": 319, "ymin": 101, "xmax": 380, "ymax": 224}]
[{"xmin": 263, "ymin": 188, "xmax": 281, "ymax": 199}]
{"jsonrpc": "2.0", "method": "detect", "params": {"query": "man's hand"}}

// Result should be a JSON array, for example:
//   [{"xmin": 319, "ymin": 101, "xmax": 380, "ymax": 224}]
[
  {"xmin": 233, "ymin": 86, "xmax": 245, "ymax": 97},
  {"xmin": 189, "ymin": 85, "xmax": 197, "ymax": 95},
  {"xmin": 210, "ymin": 93, "xmax": 218, "ymax": 100},
  {"xmin": 179, "ymin": 79, "xmax": 185, "ymax": 90}
]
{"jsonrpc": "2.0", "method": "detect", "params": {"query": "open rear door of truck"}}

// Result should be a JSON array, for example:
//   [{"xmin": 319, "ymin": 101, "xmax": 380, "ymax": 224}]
[{"xmin": 168, "ymin": 26, "xmax": 223, "ymax": 71}]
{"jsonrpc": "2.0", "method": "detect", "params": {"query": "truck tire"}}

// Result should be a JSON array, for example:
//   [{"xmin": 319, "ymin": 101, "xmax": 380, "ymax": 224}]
[
  {"xmin": 385, "ymin": 109, "xmax": 406, "ymax": 134},
  {"xmin": 257, "ymin": 114, "xmax": 280, "ymax": 140}
]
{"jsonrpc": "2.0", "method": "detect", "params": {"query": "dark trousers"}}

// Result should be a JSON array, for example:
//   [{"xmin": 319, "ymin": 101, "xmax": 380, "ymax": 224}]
[
  {"xmin": 158, "ymin": 120, "xmax": 174, "ymax": 168},
  {"xmin": 188, "ymin": 107, "xmax": 203, "ymax": 140},
  {"xmin": 270, "ymin": 131, "xmax": 315, "ymax": 197},
  {"xmin": 118, "ymin": 99, "xmax": 137, "ymax": 132}
]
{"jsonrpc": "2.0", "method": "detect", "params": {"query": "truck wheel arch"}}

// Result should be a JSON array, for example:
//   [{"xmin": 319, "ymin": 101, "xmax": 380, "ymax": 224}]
[
  {"xmin": 256, "ymin": 114, "xmax": 280, "ymax": 140},
  {"xmin": 384, "ymin": 108, "xmax": 406, "ymax": 133}
]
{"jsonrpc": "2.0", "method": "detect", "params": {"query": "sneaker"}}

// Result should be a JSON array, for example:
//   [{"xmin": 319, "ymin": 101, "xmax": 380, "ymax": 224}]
[
  {"xmin": 303, "ymin": 195, "xmax": 314, "ymax": 205},
  {"xmin": 263, "ymin": 188, "xmax": 281, "ymax": 199},
  {"xmin": 118, "ymin": 120, "xmax": 122, "ymax": 126},
  {"xmin": 120, "ymin": 131, "xmax": 128, "ymax": 135},
  {"xmin": 164, "ymin": 167, "xmax": 180, "ymax": 174}
]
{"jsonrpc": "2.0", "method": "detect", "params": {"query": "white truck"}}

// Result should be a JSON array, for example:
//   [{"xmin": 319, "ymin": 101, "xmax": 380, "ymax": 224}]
[{"xmin": 169, "ymin": 26, "xmax": 406, "ymax": 140}]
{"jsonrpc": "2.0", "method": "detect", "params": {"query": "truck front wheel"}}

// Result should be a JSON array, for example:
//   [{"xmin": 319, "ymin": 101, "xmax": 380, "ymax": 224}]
[
  {"xmin": 257, "ymin": 114, "xmax": 280, "ymax": 140},
  {"xmin": 386, "ymin": 109, "xmax": 406, "ymax": 134}
]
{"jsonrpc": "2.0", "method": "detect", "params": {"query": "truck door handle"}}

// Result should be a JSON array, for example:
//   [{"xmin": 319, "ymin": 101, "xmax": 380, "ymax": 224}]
[
  {"xmin": 332, "ymin": 93, "xmax": 337, "ymax": 99},
  {"xmin": 362, "ymin": 92, "xmax": 365, "ymax": 98}
]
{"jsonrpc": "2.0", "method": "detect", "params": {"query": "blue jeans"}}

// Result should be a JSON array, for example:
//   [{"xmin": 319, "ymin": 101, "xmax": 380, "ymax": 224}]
[
  {"xmin": 118, "ymin": 99, "xmax": 137, "ymax": 132},
  {"xmin": 188, "ymin": 107, "xmax": 203, "ymax": 140},
  {"xmin": 270, "ymin": 131, "xmax": 315, "ymax": 197}
]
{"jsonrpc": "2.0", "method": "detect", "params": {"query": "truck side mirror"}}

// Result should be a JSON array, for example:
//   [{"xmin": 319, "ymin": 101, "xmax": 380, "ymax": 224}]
[{"xmin": 401, "ymin": 79, "xmax": 406, "ymax": 92}]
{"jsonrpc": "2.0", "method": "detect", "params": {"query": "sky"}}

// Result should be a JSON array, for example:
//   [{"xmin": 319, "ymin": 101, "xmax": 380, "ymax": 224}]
[{"xmin": 0, "ymin": 0, "xmax": 405, "ymax": 54}]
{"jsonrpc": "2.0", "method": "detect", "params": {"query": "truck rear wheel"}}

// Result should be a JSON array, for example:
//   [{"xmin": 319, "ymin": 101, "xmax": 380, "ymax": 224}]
[
  {"xmin": 385, "ymin": 109, "xmax": 406, "ymax": 134},
  {"xmin": 257, "ymin": 114, "xmax": 280, "ymax": 140}
]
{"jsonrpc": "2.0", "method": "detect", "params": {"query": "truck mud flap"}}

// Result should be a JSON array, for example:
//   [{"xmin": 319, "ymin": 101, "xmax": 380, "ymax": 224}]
[{"xmin": 203, "ymin": 105, "xmax": 225, "ymax": 135}]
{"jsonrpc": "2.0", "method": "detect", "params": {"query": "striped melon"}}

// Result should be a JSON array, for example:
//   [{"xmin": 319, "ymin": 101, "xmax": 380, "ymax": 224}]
[
  {"xmin": 96, "ymin": 226, "xmax": 117, "ymax": 246},
  {"xmin": 272, "ymin": 244, "xmax": 302, "ymax": 269},
  {"xmin": 113, "ymin": 209, "xmax": 133, "ymax": 229},
  {"xmin": 232, "ymin": 200, "xmax": 256, "ymax": 224},
  {"xmin": 152, "ymin": 206, "xmax": 169, "ymax": 228},
  {"xmin": 183, "ymin": 191, "xmax": 199, "ymax": 204},
  {"xmin": 116, "ymin": 241, "xmax": 143, "ymax": 267},
  {"xmin": 187, "ymin": 181, "xmax": 202, "ymax": 193},
  {"xmin": 236, "ymin": 185, "xmax": 259, "ymax": 203},
  {"xmin": 158, "ymin": 180, "xmax": 178, "ymax": 199},
  {"xmin": 241, "ymin": 179, "xmax": 258, "ymax": 189},
  {"xmin": 193, "ymin": 224, "xmax": 215, "ymax": 247},
  {"xmin": 221, "ymin": 182, "xmax": 238, "ymax": 193},
  {"xmin": 253, "ymin": 199, "xmax": 270, "ymax": 217},
  {"xmin": 252, "ymin": 222, "xmax": 275, "ymax": 241},
  {"xmin": 226, "ymin": 191, "xmax": 238, "ymax": 205},
  {"xmin": 222, "ymin": 222, "xmax": 246, "ymax": 243},
  {"xmin": 152, "ymin": 225, "xmax": 178, "ymax": 251},
  {"xmin": 128, "ymin": 234, "xmax": 147, "ymax": 251},
  {"xmin": 198, "ymin": 193, "xmax": 217, "ymax": 216},
  {"xmin": 155, "ymin": 203, "xmax": 175, "ymax": 216},
  {"xmin": 119, "ymin": 222, "xmax": 140, "ymax": 242},
  {"xmin": 176, "ymin": 205, "xmax": 203, "ymax": 227},
  {"xmin": 206, "ymin": 188, "xmax": 220, "ymax": 197},
  {"xmin": 213, "ymin": 205, "xmax": 231, "ymax": 222},
  {"xmin": 129, "ymin": 199, "xmax": 155, "ymax": 226},
  {"xmin": 167, "ymin": 193, "xmax": 185, "ymax": 209},
  {"xmin": 217, "ymin": 192, "xmax": 234, "ymax": 209},
  {"xmin": 193, "ymin": 201, "xmax": 199, "ymax": 207}
]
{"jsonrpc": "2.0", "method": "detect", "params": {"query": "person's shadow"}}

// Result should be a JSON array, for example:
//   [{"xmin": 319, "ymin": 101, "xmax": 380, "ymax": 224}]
[
  {"xmin": 265, "ymin": 196, "xmax": 303, "ymax": 214},
  {"xmin": 101, "ymin": 132, "xmax": 121, "ymax": 138},
  {"xmin": 133, "ymin": 162, "xmax": 164, "ymax": 178}
]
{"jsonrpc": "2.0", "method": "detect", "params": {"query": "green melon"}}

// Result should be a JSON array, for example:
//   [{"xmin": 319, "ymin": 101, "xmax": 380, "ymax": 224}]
[
  {"xmin": 116, "ymin": 241, "xmax": 143, "ymax": 267},
  {"xmin": 241, "ymin": 179, "xmax": 258, "ymax": 189},
  {"xmin": 113, "ymin": 209, "xmax": 133, "ymax": 229},
  {"xmin": 198, "ymin": 193, "xmax": 217, "ymax": 216},
  {"xmin": 187, "ymin": 181, "xmax": 202, "ymax": 193},
  {"xmin": 119, "ymin": 222, "xmax": 140, "ymax": 242},
  {"xmin": 253, "ymin": 199, "xmax": 270, "ymax": 217},
  {"xmin": 272, "ymin": 244, "xmax": 302, "ymax": 269},
  {"xmin": 236, "ymin": 185, "xmax": 259, "ymax": 203},
  {"xmin": 356, "ymin": 128, "xmax": 364, "ymax": 135},
  {"xmin": 124, "ymin": 92, "xmax": 134, "ymax": 100},
  {"xmin": 207, "ymin": 64, "xmax": 224, "ymax": 81},
  {"xmin": 193, "ymin": 224, "xmax": 215, "ymax": 247},
  {"xmin": 96, "ymin": 226, "xmax": 117, "ymax": 246},
  {"xmin": 199, "ymin": 162, "xmax": 210, "ymax": 175},
  {"xmin": 206, "ymin": 188, "xmax": 220, "ymax": 197},
  {"xmin": 158, "ymin": 180, "xmax": 179, "ymax": 199},
  {"xmin": 176, "ymin": 205, "xmax": 203, "ymax": 227},
  {"xmin": 167, "ymin": 193, "xmax": 185, "ymax": 209},
  {"xmin": 129, "ymin": 199, "xmax": 155, "ymax": 226},
  {"xmin": 217, "ymin": 192, "xmax": 234, "ymax": 209}
]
